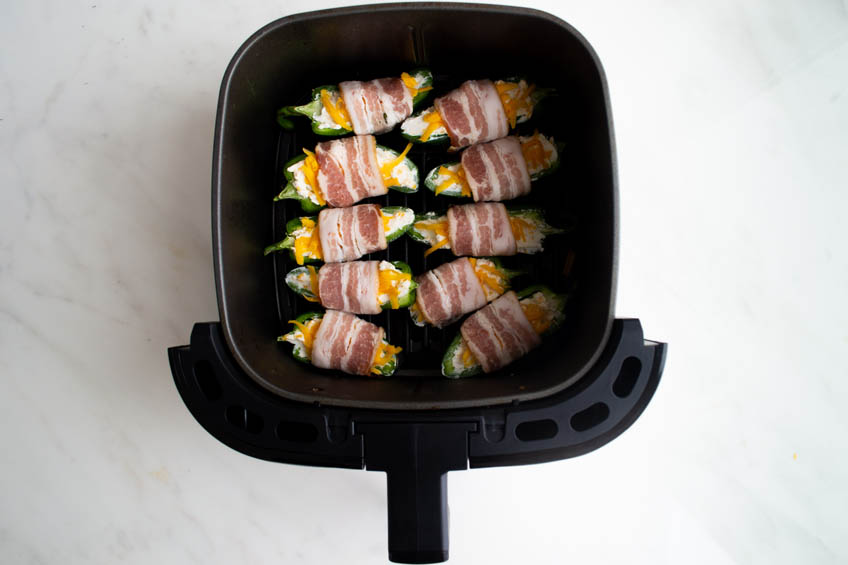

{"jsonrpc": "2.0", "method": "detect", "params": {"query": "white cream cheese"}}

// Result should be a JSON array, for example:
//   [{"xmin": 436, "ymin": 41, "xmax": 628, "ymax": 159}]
[
  {"xmin": 430, "ymin": 162, "xmax": 463, "ymax": 195},
  {"xmin": 314, "ymin": 90, "xmax": 346, "ymax": 130},
  {"xmin": 513, "ymin": 216, "xmax": 545, "ymax": 254},
  {"xmin": 401, "ymin": 108, "xmax": 447, "ymax": 139},
  {"xmin": 518, "ymin": 133, "xmax": 558, "ymax": 176},
  {"xmin": 286, "ymin": 160, "xmax": 321, "ymax": 204},
  {"xmin": 376, "ymin": 147, "xmax": 417, "ymax": 189},
  {"xmin": 413, "ymin": 220, "xmax": 450, "ymax": 248},
  {"xmin": 382, "ymin": 208, "xmax": 415, "ymax": 235}
]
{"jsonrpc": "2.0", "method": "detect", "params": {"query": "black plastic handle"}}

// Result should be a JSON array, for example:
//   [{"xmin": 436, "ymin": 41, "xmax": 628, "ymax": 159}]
[
  {"xmin": 357, "ymin": 422, "xmax": 475, "ymax": 563},
  {"xmin": 168, "ymin": 319, "xmax": 665, "ymax": 563}
]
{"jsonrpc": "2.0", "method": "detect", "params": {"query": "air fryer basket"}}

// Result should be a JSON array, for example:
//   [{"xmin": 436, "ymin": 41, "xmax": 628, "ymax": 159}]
[
  {"xmin": 170, "ymin": 4, "xmax": 666, "ymax": 563},
  {"xmin": 213, "ymin": 2, "xmax": 617, "ymax": 409}
]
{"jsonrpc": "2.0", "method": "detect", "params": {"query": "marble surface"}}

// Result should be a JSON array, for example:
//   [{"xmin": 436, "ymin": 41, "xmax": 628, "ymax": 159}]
[{"xmin": 1, "ymin": 0, "xmax": 847, "ymax": 563}]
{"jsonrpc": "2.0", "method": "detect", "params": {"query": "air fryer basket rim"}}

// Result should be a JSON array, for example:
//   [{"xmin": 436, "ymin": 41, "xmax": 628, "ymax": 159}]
[{"xmin": 212, "ymin": 2, "xmax": 619, "ymax": 410}]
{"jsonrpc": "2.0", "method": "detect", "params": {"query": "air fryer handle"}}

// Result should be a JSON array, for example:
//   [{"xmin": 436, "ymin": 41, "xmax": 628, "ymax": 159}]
[
  {"xmin": 386, "ymin": 469, "xmax": 449, "ymax": 564},
  {"xmin": 358, "ymin": 422, "xmax": 476, "ymax": 564}
]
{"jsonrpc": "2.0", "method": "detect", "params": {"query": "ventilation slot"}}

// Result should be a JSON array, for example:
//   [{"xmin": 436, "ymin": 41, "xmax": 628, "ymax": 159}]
[
  {"xmin": 193, "ymin": 360, "xmax": 222, "ymax": 401},
  {"xmin": 613, "ymin": 356, "xmax": 642, "ymax": 398},
  {"xmin": 225, "ymin": 405, "xmax": 264, "ymax": 434},
  {"xmin": 515, "ymin": 419, "xmax": 558, "ymax": 441},
  {"xmin": 276, "ymin": 420, "xmax": 319, "ymax": 443},
  {"xmin": 570, "ymin": 402, "xmax": 609, "ymax": 432}
]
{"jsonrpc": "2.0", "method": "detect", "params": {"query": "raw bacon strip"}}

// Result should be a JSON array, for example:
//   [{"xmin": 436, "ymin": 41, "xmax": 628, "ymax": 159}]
[
  {"xmin": 414, "ymin": 258, "xmax": 487, "ymax": 327},
  {"xmin": 318, "ymin": 205, "xmax": 387, "ymax": 263},
  {"xmin": 318, "ymin": 261, "xmax": 381, "ymax": 315},
  {"xmin": 434, "ymin": 80, "xmax": 508, "ymax": 149},
  {"xmin": 447, "ymin": 203, "xmax": 516, "ymax": 257},
  {"xmin": 460, "ymin": 291, "xmax": 541, "ymax": 373},
  {"xmin": 340, "ymin": 78, "xmax": 414, "ymax": 135},
  {"xmin": 461, "ymin": 137, "xmax": 531, "ymax": 202},
  {"xmin": 312, "ymin": 310, "xmax": 384, "ymax": 376},
  {"xmin": 315, "ymin": 135, "xmax": 386, "ymax": 208}
]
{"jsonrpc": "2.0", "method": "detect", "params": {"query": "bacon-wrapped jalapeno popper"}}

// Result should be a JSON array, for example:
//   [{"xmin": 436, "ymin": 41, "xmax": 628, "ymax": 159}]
[
  {"xmin": 280, "ymin": 310, "xmax": 403, "ymax": 376},
  {"xmin": 408, "ymin": 257, "xmax": 523, "ymax": 328},
  {"xmin": 275, "ymin": 135, "xmax": 418, "ymax": 211},
  {"xmin": 442, "ymin": 286, "xmax": 566, "ymax": 377},
  {"xmin": 264, "ymin": 204, "xmax": 415, "ymax": 265},
  {"xmin": 285, "ymin": 260, "xmax": 417, "ymax": 314},
  {"xmin": 278, "ymin": 70, "xmax": 433, "ymax": 136},
  {"xmin": 407, "ymin": 203, "xmax": 563, "ymax": 258},
  {"xmin": 424, "ymin": 132, "xmax": 562, "ymax": 201},
  {"xmin": 401, "ymin": 78, "xmax": 553, "ymax": 149}
]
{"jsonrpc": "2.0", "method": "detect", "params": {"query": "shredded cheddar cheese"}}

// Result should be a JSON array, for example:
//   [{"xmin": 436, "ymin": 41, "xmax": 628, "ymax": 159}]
[
  {"xmin": 435, "ymin": 165, "xmax": 471, "ymax": 197},
  {"xmin": 415, "ymin": 219, "xmax": 450, "ymax": 257},
  {"xmin": 293, "ymin": 217, "xmax": 323, "ymax": 265},
  {"xmin": 420, "ymin": 110, "xmax": 445, "ymax": 142},
  {"xmin": 320, "ymin": 89, "xmax": 352, "ymax": 130},
  {"xmin": 521, "ymin": 301, "xmax": 551, "ymax": 334},
  {"xmin": 520, "ymin": 130, "xmax": 552, "ymax": 172},
  {"xmin": 372, "ymin": 341, "xmax": 403, "ymax": 374},
  {"xmin": 424, "ymin": 238, "xmax": 450, "ymax": 257},
  {"xmin": 509, "ymin": 216, "xmax": 535, "ymax": 243},
  {"xmin": 401, "ymin": 72, "xmax": 433, "ymax": 97},
  {"xmin": 469, "ymin": 258, "xmax": 506, "ymax": 295},
  {"xmin": 300, "ymin": 149, "xmax": 326, "ymax": 206},
  {"xmin": 380, "ymin": 142, "xmax": 413, "ymax": 187},
  {"xmin": 409, "ymin": 300, "xmax": 427, "ymax": 324},
  {"xmin": 495, "ymin": 81, "xmax": 536, "ymax": 129},
  {"xmin": 288, "ymin": 317, "xmax": 321, "ymax": 355},
  {"xmin": 304, "ymin": 265, "xmax": 321, "ymax": 302},
  {"xmin": 460, "ymin": 343, "xmax": 477, "ymax": 366},
  {"xmin": 378, "ymin": 267, "xmax": 412, "ymax": 309}
]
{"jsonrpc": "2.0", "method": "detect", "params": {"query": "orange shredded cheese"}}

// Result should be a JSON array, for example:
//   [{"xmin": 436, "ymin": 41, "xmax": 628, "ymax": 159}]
[
  {"xmin": 303, "ymin": 265, "xmax": 321, "ymax": 302},
  {"xmin": 520, "ymin": 302, "xmax": 551, "ymax": 334},
  {"xmin": 371, "ymin": 341, "xmax": 403, "ymax": 374},
  {"xmin": 300, "ymin": 149, "xmax": 325, "ymax": 206},
  {"xmin": 509, "ymin": 216, "xmax": 535, "ymax": 243},
  {"xmin": 380, "ymin": 142, "xmax": 413, "ymax": 187},
  {"xmin": 320, "ymin": 89, "xmax": 352, "ymax": 130},
  {"xmin": 409, "ymin": 300, "xmax": 428, "ymax": 324},
  {"xmin": 401, "ymin": 72, "xmax": 433, "ymax": 97},
  {"xmin": 469, "ymin": 258, "xmax": 506, "ymax": 295},
  {"xmin": 495, "ymin": 81, "xmax": 536, "ymax": 129},
  {"xmin": 420, "ymin": 110, "xmax": 445, "ymax": 142},
  {"xmin": 415, "ymin": 219, "xmax": 450, "ymax": 257},
  {"xmin": 293, "ymin": 217, "xmax": 323, "ymax": 265},
  {"xmin": 435, "ymin": 165, "xmax": 471, "ymax": 197},
  {"xmin": 288, "ymin": 318, "xmax": 321, "ymax": 355},
  {"xmin": 460, "ymin": 343, "xmax": 477, "ymax": 366},
  {"xmin": 520, "ymin": 130, "xmax": 552, "ymax": 172},
  {"xmin": 378, "ymin": 267, "xmax": 412, "ymax": 309},
  {"xmin": 424, "ymin": 238, "xmax": 450, "ymax": 257}
]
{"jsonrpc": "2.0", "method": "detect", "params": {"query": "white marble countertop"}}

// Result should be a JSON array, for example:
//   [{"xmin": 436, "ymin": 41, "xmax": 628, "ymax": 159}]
[{"xmin": 2, "ymin": 1, "xmax": 847, "ymax": 563}]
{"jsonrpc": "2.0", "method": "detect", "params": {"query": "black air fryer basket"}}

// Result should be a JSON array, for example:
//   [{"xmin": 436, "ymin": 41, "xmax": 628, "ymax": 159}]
[{"xmin": 168, "ymin": 4, "xmax": 667, "ymax": 563}]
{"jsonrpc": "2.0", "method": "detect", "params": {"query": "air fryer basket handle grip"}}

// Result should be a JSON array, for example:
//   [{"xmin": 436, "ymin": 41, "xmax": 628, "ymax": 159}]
[
  {"xmin": 386, "ymin": 469, "xmax": 449, "ymax": 564},
  {"xmin": 358, "ymin": 422, "xmax": 475, "ymax": 564}
]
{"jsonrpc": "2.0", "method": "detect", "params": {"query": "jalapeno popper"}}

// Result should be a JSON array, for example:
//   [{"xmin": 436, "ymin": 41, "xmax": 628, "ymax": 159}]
[
  {"xmin": 275, "ymin": 135, "xmax": 418, "ymax": 211},
  {"xmin": 442, "ymin": 286, "xmax": 566, "ymax": 377},
  {"xmin": 407, "ymin": 203, "xmax": 563, "ymax": 257},
  {"xmin": 285, "ymin": 260, "xmax": 417, "ymax": 314},
  {"xmin": 401, "ymin": 78, "xmax": 553, "ymax": 149},
  {"xmin": 277, "ymin": 70, "xmax": 434, "ymax": 136},
  {"xmin": 409, "ymin": 257, "xmax": 523, "ymax": 328},
  {"xmin": 280, "ymin": 310, "xmax": 402, "ymax": 376},
  {"xmin": 264, "ymin": 204, "xmax": 415, "ymax": 265},
  {"xmin": 424, "ymin": 132, "xmax": 562, "ymax": 201}
]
